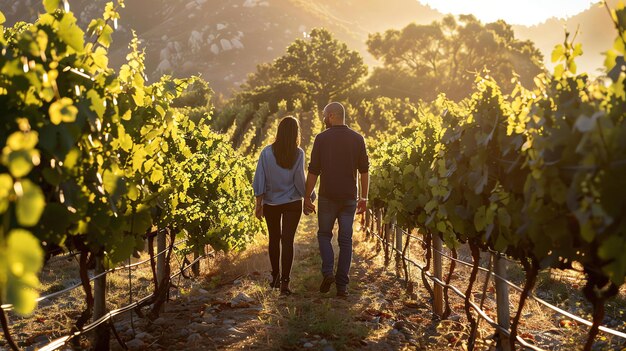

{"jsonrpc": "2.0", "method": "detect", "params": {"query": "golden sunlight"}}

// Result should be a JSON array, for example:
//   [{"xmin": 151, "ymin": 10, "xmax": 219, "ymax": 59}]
[{"xmin": 417, "ymin": 0, "xmax": 599, "ymax": 25}]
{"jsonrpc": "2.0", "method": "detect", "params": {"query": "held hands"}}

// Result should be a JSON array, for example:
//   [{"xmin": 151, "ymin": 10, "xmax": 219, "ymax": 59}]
[
  {"xmin": 356, "ymin": 198, "xmax": 367, "ymax": 214},
  {"xmin": 304, "ymin": 197, "xmax": 316, "ymax": 216}
]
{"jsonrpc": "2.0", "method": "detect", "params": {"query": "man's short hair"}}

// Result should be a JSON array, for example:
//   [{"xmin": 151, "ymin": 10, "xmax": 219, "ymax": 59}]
[{"xmin": 324, "ymin": 102, "xmax": 345, "ymax": 121}]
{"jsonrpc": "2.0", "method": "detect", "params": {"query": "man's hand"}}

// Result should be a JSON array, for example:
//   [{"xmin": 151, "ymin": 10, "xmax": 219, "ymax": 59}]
[
  {"xmin": 255, "ymin": 203, "xmax": 263, "ymax": 220},
  {"xmin": 356, "ymin": 199, "xmax": 367, "ymax": 214},
  {"xmin": 304, "ymin": 197, "xmax": 316, "ymax": 215}
]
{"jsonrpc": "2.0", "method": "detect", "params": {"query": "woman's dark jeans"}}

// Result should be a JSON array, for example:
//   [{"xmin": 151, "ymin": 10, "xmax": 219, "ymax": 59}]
[{"xmin": 263, "ymin": 200, "xmax": 302, "ymax": 281}]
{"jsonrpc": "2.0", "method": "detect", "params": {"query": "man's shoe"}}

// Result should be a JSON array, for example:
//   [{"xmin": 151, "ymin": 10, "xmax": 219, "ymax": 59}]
[
  {"xmin": 336, "ymin": 289, "xmax": 349, "ymax": 298},
  {"xmin": 319, "ymin": 275, "xmax": 335, "ymax": 293}
]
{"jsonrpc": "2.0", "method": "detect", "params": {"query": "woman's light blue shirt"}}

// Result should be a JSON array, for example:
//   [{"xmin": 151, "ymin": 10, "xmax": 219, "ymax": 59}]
[{"xmin": 253, "ymin": 146, "xmax": 314, "ymax": 205}]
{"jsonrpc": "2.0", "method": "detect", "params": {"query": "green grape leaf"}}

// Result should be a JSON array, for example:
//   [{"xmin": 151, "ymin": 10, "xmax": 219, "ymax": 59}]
[
  {"xmin": 6, "ymin": 131, "xmax": 38, "ymax": 151},
  {"xmin": 551, "ymin": 44, "xmax": 564, "ymax": 63},
  {"xmin": 7, "ymin": 150, "xmax": 34, "ymax": 178},
  {"xmin": 49, "ymin": 97, "xmax": 78, "ymax": 125},
  {"xmin": 87, "ymin": 90, "xmax": 105, "ymax": 118},
  {"xmin": 580, "ymin": 221, "xmax": 594, "ymax": 243},
  {"xmin": 573, "ymin": 43, "xmax": 583, "ymax": 57},
  {"xmin": 0, "ymin": 174, "xmax": 13, "ymax": 214},
  {"xmin": 493, "ymin": 233, "xmax": 508, "ymax": 252},
  {"xmin": 554, "ymin": 64, "xmax": 565, "ymax": 80},
  {"xmin": 97, "ymin": 24, "xmax": 114, "ymax": 48},
  {"xmin": 497, "ymin": 208, "xmax": 511, "ymax": 227},
  {"xmin": 93, "ymin": 46, "xmax": 109, "ymax": 69},
  {"xmin": 127, "ymin": 183, "xmax": 139, "ymax": 201},
  {"xmin": 107, "ymin": 235, "xmax": 137, "ymax": 264},
  {"xmin": 42, "ymin": 168, "xmax": 62, "ymax": 186},
  {"xmin": 150, "ymin": 168, "xmax": 163, "ymax": 184},
  {"xmin": 568, "ymin": 60, "xmax": 577, "ymax": 74},
  {"xmin": 132, "ymin": 148, "xmax": 147, "ymax": 172},
  {"xmin": 598, "ymin": 236, "xmax": 624, "ymax": 261},
  {"xmin": 16, "ymin": 180, "xmax": 45, "ymax": 227},
  {"xmin": 121, "ymin": 109, "xmax": 132, "ymax": 121},
  {"xmin": 121, "ymin": 136, "xmax": 133, "ymax": 152},
  {"xmin": 599, "ymin": 236, "xmax": 626, "ymax": 285},
  {"xmin": 2, "ymin": 229, "xmax": 43, "ymax": 315},
  {"xmin": 549, "ymin": 179, "xmax": 568, "ymax": 205},
  {"xmin": 58, "ymin": 12, "xmax": 85, "ymax": 51},
  {"xmin": 156, "ymin": 105, "xmax": 166, "ymax": 118},
  {"xmin": 38, "ymin": 203, "xmax": 72, "ymax": 237},
  {"xmin": 603, "ymin": 261, "xmax": 625, "ymax": 286},
  {"xmin": 43, "ymin": 0, "xmax": 60, "ymax": 13},
  {"xmin": 87, "ymin": 19, "xmax": 102, "ymax": 36},
  {"xmin": 103, "ymin": 169, "xmax": 119, "ymax": 195},
  {"xmin": 132, "ymin": 87, "xmax": 145, "ymax": 107},
  {"xmin": 605, "ymin": 49, "xmax": 618, "ymax": 73},
  {"xmin": 102, "ymin": 3, "xmax": 114, "ymax": 20},
  {"xmin": 436, "ymin": 221, "xmax": 446, "ymax": 233},
  {"xmin": 474, "ymin": 206, "xmax": 486, "ymax": 232},
  {"xmin": 143, "ymin": 158, "xmax": 155, "ymax": 172}
]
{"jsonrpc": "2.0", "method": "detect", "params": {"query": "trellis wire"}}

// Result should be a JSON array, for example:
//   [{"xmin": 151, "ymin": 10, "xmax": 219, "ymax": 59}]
[{"xmin": 368, "ymin": 210, "xmax": 626, "ymax": 346}]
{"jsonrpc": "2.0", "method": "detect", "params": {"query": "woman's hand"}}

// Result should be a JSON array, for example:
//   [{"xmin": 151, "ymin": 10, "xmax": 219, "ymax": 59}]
[
  {"xmin": 304, "ymin": 197, "xmax": 316, "ymax": 215},
  {"xmin": 255, "ymin": 203, "xmax": 264, "ymax": 219},
  {"xmin": 255, "ymin": 196, "xmax": 264, "ymax": 219}
]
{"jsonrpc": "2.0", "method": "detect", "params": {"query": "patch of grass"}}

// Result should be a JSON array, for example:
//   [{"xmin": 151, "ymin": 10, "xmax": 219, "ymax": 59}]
[
  {"xmin": 42, "ymin": 282, "xmax": 66, "ymax": 295},
  {"xmin": 535, "ymin": 270, "xmax": 572, "ymax": 304},
  {"xmin": 280, "ymin": 301, "xmax": 368, "ymax": 349}
]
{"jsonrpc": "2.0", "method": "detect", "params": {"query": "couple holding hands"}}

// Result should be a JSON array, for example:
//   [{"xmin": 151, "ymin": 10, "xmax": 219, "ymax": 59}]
[{"xmin": 253, "ymin": 102, "xmax": 369, "ymax": 297}]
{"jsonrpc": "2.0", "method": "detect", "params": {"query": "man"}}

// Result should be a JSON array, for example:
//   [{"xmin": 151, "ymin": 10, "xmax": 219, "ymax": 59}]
[{"xmin": 304, "ymin": 102, "xmax": 369, "ymax": 297}]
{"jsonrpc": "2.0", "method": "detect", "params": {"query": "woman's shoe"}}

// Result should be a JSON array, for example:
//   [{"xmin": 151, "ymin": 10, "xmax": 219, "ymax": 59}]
[
  {"xmin": 280, "ymin": 279, "xmax": 292, "ymax": 296},
  {"xmin": 270, "ymin": 274, "xmax": 281, "ymax": 289}
]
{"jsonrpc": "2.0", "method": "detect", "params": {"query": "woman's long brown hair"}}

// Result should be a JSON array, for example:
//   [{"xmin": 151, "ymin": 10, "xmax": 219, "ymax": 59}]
[{"xmin": 272, "ymin": 116, "xmax": 300, "ymax": 169}]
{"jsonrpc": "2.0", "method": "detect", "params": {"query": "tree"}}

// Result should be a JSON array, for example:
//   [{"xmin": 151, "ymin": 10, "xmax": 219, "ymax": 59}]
[
  {"xmin": 274, "ymin": 28, "xmax": 368, "ymax": 109},
  {"xmin": 213, "ymin": 28, "xmax": 368, "ymax": 153},
  {"xmin": 367, "ymin": 15, "xmax": 544, "ymax": 101},
  {"xmin": 171, "ymin": 77, "xmax": 214, "ymax": 123}
]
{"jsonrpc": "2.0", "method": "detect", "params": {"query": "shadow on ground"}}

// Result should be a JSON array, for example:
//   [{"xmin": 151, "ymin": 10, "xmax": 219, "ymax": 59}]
[{"xmin": 108, "ymin": 216, "xmax": 466, "ymax": 351}]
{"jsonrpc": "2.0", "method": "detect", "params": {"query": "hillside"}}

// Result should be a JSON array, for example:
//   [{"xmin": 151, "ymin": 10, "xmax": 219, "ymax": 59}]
[{"xmin": 1, "ymin": 0, "xmax": 615, "ymax": 95}]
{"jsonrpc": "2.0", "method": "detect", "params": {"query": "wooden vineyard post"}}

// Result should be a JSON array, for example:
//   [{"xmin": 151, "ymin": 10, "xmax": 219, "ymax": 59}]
[
  {"xmin": 369, "ymin": 210, "xmax": 376, "ymax": 239},
  {"xmin": 394, "ymin": 218, "xmax": 402, "ymax": 272},
  {"xmin": 156, "ymin": 229, "xmax": 167, "ymax": 312},
  {"xmin": 385, "ymin": 221, "xmax": 392, "ymax": 242},
  {"xmin": 384, "ymin": 220, "xmax": 392, "ymax": 267},
  {"xmin": 192, "ymin": 246, "xmax": 203, "ymax": 276},
  {"xmin": 494, "ymin": 254, "xmax": 511, "ymax": 351},
  {"xmin": 433, "ymin": 234, "xmax": 444, "ymax": 317},
  {"xmin": 156, "ymin": 229, "xmax": 166, "ymax": 286},
  {"xmin": 377, "ymin": 210, "xmax": 383, "ymax": 236},
  {"xmin": 375, "ymin": 210, "xmax": 383, "ymax": 251},
  {"xmin": 94, "ymin": 255, "xmax": 110, "ymax": 351},
  {"xmin": 365, "ymin": 210, "xmax": 371, "ymax": 239}
]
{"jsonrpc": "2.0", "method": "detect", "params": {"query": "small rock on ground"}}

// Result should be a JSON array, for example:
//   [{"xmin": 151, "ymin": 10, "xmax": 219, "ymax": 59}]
[{"xmin": 126, "ymin": 338, "xmax": 145, "ymax": 349}]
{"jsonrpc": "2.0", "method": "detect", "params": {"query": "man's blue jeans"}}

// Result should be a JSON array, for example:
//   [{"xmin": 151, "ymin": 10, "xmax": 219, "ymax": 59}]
[{"xmin": 317, "ymin": 196, "xmax": 357, "ymax": 291}]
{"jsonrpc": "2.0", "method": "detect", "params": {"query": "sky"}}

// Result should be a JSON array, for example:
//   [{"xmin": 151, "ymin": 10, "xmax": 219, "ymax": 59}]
[{"xmin": 417, "ymin": 0, "xmax": 599, "ymax": 26}]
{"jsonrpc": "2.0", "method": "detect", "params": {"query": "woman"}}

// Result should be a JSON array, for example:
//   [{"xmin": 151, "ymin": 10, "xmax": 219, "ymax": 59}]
[{"xmin": 253, "ymin": 116, "xmax": 313, "ymax": 295}]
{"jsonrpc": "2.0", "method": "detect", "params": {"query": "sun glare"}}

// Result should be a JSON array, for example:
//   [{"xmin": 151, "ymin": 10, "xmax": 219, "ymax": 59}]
[{"xmin": 417, "ymin": 0, "xmax": 599, "ymax": 25}]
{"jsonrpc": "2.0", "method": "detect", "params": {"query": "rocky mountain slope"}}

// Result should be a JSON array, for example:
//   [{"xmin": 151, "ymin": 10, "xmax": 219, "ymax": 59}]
[{"xmin": 1, "ymin": 0, "xmax": 616, "ymax": 95}]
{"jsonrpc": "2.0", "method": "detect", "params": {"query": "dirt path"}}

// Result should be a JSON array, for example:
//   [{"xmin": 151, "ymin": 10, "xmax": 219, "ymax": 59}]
[{"xmin": 108, "ymin": 215, "xmax": 457, "ymax": 351}]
